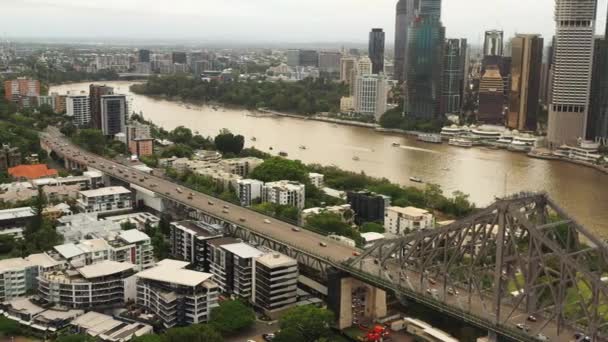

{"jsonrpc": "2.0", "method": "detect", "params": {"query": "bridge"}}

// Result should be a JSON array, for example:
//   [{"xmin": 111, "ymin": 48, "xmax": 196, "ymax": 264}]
[{"xmin": 41, "ymin": 129, "xmax": 608, "ymax": 341}]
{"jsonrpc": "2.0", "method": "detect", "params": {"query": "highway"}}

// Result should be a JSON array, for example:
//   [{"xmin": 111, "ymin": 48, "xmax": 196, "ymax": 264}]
[{"xmin": 41, "ymin": 129, "xmax": 359, "ymax": 264}]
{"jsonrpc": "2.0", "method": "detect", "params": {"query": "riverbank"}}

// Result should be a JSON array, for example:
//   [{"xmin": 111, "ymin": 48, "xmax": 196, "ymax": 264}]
[
  {"xmin": 529, "ymin": 150, "xmax": 608, "ymax": 175},
  {"xmin": 257, "ymin": 108, "xmax": 378, "ymax": 128}
]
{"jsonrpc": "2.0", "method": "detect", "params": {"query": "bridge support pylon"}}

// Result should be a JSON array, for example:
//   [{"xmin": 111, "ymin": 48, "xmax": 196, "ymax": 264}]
[{"xmin": 327, "ymin": 269, "xmax": 387, "ymax": 329}]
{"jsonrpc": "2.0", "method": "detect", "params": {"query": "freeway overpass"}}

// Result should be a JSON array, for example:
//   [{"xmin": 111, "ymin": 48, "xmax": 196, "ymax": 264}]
[{"xmin": 41, "ymin": 129, "xmax": 608, "ymax": 341}]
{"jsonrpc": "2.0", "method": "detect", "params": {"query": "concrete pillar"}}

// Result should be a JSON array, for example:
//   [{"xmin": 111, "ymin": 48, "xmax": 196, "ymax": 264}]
[
  {"xmin": 338, "ymin": 277, "xmax": 354, "ymax": 329},
  {"xmin": 369, "ymin": 286, "xmax": 387, "ymax": 319}
]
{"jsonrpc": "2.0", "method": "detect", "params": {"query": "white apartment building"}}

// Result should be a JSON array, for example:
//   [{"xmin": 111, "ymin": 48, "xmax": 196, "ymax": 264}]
[
  {"xmin": 384, "ymin": 206, "xmax": 434, "ymax": 235},
  {"xmin": 301, "ymin": 204, "xmax": 355, "ymax": 226},
  {"xmin": 219, "ymin": 157, "xmax": 264, "ymax": 177},
  {"xmin": 66, "ymin": 95, "xmax": 91, "ymax": 127},
  {"xmin": 38, "ymin": 260, "xmax": 137, "ymax": 309},
  {"xmin": 77, "ymin": 186, "xmax": 132, "ymax": 214},
  {"xmin": 238, "ymin": 179, "xmax": 264, "ymax": 207},
  {"xmin": 208, "ymin": 241, "xmax": 264, "ymax": 300},
  {"xmin": 252, "ymin": 252, "xmax": 299, "ymax": 317},
  {"xmin": 308, "ymin": 173, "xmax": 325, "ymax": 188},
  {"xmin": 135, "ymin": 259, "xmax": 219, "ymax": 329},
  {"xmin": 354, "ymin": 74, "xmax": 388, "ymax": 121},
  {"xmin": 262, "ymin": 181, "xmax": 306, "ymax": 210},
  {"xmin": 0, "ymin": 254, "xmax": 61, "ymax": 301},
  {"xmin": 194, "ymin": 168, "xmax": 242, "ymax": 191},
  {"xmin": 169, "ymin": 221, "xmax": 224, "ymax": 269}
]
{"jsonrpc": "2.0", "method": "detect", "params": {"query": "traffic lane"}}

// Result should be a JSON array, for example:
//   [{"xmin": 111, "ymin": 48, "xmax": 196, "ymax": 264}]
[{"xmin": 45, "ymin": 137, "xmax": 359, "ymax": 262}]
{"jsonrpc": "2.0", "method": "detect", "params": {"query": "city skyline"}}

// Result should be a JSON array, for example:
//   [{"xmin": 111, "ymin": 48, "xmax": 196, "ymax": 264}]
[{"xmin": 2, "ymin": 0, "xmax": 607, "ymax": 45}]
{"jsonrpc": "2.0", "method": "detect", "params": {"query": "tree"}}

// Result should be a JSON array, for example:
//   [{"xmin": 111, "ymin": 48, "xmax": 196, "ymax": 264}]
[
  {"xmin": 56, "ymin": 334, "xmax": 95, "ymax": 342},
  {"xmin": 274, "ymin": 306, "xmax": 334, "ymax": 342},
  {"xmin": 360, "ymin": 222, "xmax": 385, "ymax": 234},
  {"xmin": 0, "ymin": 316, "xmax": 21, "ymax": 336},
  {"xmin": 73, "ymin": 129, "xmax": 106, "ymax": 154},
  {"xmin": 209, "ymin": 300, "xmax": 255, "ymax": 335},
  {"xmin": 0, "ymin": 235, "xmax": 15, "ymax": 255},
  {"xmin": 161, "ymin": 143, "xmax": 193, "ymax": 158},
  {"xmin": 131, "ymin": 334, "xmax": 163, "ymax": 342},
  {"xmin": 163, "ymin": 324, "xmax": 222, "ymax": 342},
  {"xmin": 214, "ymin": 130, "xmax": 245, "ymax": 155},
  {"xmin": 170, "ymin": 126, "xmax": 193, "ymax": 145},
  {"xmin": 250, "ymin": 157, "xmax": 308, "ymax": 183},
  {"xmin": 121, "ymin": 221, "xmax": 137, "ymax": 231}
]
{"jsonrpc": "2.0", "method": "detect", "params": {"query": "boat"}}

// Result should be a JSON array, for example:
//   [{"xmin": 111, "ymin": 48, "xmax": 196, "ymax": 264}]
[
  {"xmin": 212, "ymin": 106, "xmax": 219, "ymax": 111},
  {"xmin": 417, "ymin": 133, "xmax": 442, "ymax": 144},
  {"xmin": 279, "ymin": 151, "xmax": 288, "ymax": 157},
  {"xmin": 269, "ymin": 147, "xmax": 273, "ymax": 150},
  {"xmin": 185, "ymin": 105, "xmax": 192, "ymax": 109},
  {"xmin": 352, "ymin": 156, "xmax": 360, "ymax": 161},
  {"xmin": 299, "ymin": 145, "xmax": 307, "ymax": 150},
  {"xmin": 441, "ymin": 167, "xmax": 450, "ymax": 171},
  {"xmin": 392, "ymin": 143, "xmax": 401, "ymax": 147},
  {"xmin": 251, "ymin": 137, "xmax": 257, "ymax": 141},
  {"xmin": 409, "ymin": 177, "xmax": 423, "ymax": 183},
  {"xmin": 449, "ymin": 138, "xmax": 474, "ymax": 148}
]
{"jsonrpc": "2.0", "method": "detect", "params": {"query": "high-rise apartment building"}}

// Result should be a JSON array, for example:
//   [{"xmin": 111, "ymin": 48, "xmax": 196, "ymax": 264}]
[
  {"xmin": 318, "ymin": 52, "xmax": 342, "ymax": 74},
  {"xmin": 404, "ymin": 0, "xmax": 445, "ymax": 119},
  {"xmin": 252, "ymin": 252, "xmax": 299, "ymax": 317},
  {"xmin": 478, "ymin": 66, "xmax": 506, "ymax": 124},
  {"xmin": 394, "ymin": 0, "xmax": 415, "ymax": 83},
  {"xmin": 548, "ymin": 0, "xmax": 598, "ymax": 146},
  {"xmin": 507, "ymin": 34, "xmax": 544, "ymax": 131},
  {"xmin": 354, "ymin": 74, "xmax": 389, "ymax": 121},
  {"xmin": 4, "ymin": 78, "xmax": 40, "ymax": 107},
  {"xmin": 484, "ymin": 30, "xmax": 504, "ymax": 57},
  {"xmin": 138, "ymin": 49, "xmax": 151, "ymax": 63},
  {"xmin": 100, "ymin": 95, "xmax": 127, "ymax": 136},
  {"xmin": 440, "ymin": 39, "xmax": 468, "ymax": 115},
  {"xmin": 171, "ymin": 52, "xmax": 187, "ymax": 64},
  {"xmin": 368, "ymin": 28, "xmax": 386, "ymax": 74},
  {"xmin": 67, "ymin": 95, "xmax": 91, "ymax": 127},
  {"xmin": 89, "ymin": 85, "xmax": 114, "ymax": 130},
  {"xmin": 340, "ymin": 57, "xmax": 357, "ymax": 85},
  {"xmin": 299, "ymin": 50, "xmax": 319, "ymax": 67},
  {"xmin": 588, "ymin": 9, "xmax": 608, "ymax": 141}
]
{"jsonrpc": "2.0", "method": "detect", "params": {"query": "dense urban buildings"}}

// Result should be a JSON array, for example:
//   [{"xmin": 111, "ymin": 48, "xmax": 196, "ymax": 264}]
[
  {"xmin": 171, "ymin": 52, "xmax": 187, "ymax": 64},
  {"xmin": 440, "ymin": 38, "xmax": 468, "ymax": 115},
  {"xmin": 483, "ymin": 30, "xmax": 504, "ymax": 58},
  {"xmin": 548, "ymin": 0, "xmax": 598, "ymax": 146},
  {"xmin": 384, "ymin": 206, "xmax": 434, "ymax": 235},
  {"xmin": 368, "ymin": 28, "xmax": 386, "ymax": 74},
  {"xmin": 394, "ymin": 0, "xmax": 415, "ymax": 83},
  {"xmin": 404, "ymin": 0, "xmax": 446, "ymax": 119},
  {"xmin": 169, "ymin": 221, "xmax": 223, "ymax": 271},
  {"xmin": 507, "ymin": 34, "xmax": 543, "ymax": 131},
  {"xmin": 76, "ymin": 186, "xmax": 133, "ymax": 214},
  {"xmin": 318, "ymin": 51, "xmax": 342, "ymax": 74}
]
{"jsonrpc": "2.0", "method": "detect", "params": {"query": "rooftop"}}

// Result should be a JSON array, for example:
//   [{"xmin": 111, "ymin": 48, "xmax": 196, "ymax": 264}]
[
  {"xmin": 388, "ymin": 206, "xmax": 431, "ymax": 217},
  {"xmin": 256, "ymin": 252, "xmax": 297, "ymax": 268},
  {"xmin": 360, "ymin": 232, "xmax": 385, "ymax": 241},
  {"xmin": 208, "ymin": 237, "xmax": 239, "ymax": 247},
  {"xmin": 8, "ymin": 164, "xmax": 58, "ymax": 180},
  {"xmin": 136, "ymin": 259, "xmax": 215, "ymax": 287},
  {"xmin": 118, "ymin": 229, "xmax": 150, "ymax": 244},
  {"xmin": 172, "ymin": 221, "xmax": 224, "ymax": 238},
  {"xmin": 78, "ymin": 260, "xmax": 135, "ymax": 279},
  {"xmin": 79, "ymin": 186, "xmax": 131, "ymax": 197},
  {"xmin": 54, "ymin": 243, "xmax": 86, "ymax": 259},
  {"xmin": 0, "ymin": 206, "xmax": 35, "ymax": 221},
  {"xmin": 222, "ymin": 242, "xmax": 264, "ymax": 259}
]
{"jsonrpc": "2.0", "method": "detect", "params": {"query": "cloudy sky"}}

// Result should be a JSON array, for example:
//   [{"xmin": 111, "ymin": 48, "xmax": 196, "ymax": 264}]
[{"xmin": 1, "ymin": 0, "xmax": 607, "ymax": 45}]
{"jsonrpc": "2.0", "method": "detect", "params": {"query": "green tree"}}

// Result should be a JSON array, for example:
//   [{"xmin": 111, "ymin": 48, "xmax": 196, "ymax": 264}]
[
  {"xmin": 209, "ymin": 300, "xmax": 255, "ymax": 335},
  {"xmin": 73, "ymin": 129, "xmax": 106, "ymax": 154},
  {"xmin": 0, "ymin": 316, "xmax": 21, "ymax": 336},
  {"xmin": 161, "ymin": 144, "xmax": 193, "ymax": 158},
  {"xmin": 360, "ymin": 222, "xmax": 385, "ymax": 233},
  {"xmin": 214, "ymin": 130, "xmax": 245, "ymax": 155},
  {"xmin": 274, "ymin": 306, "xmax": 334, "ymax": 342},
  {"xmin": 250, "ymin": 157, "xmax": 308, "ymax": 183},
  {"xmin": 163, "ymin": 324, "xmax": 222, "ymax": 342},
  {"xmin": 56, "ymin": 334, "xmax": 95, "ymax": 342},
  {"xmin": 170, "ymin": 126, "xmax": 193, "ymax": 145},
  {"xmin": 121, "ymin": 221, "xmax": 137, "ymax": 231},
  {"xmin": 131, "ymin": 334, "xmax": 163, "ymax": 342}
]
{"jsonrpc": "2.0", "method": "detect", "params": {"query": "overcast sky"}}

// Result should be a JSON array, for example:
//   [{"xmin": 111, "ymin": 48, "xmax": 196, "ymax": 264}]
[{"xmin": 1, "ymin": 0, "xmax": 607, "ymax": 45}]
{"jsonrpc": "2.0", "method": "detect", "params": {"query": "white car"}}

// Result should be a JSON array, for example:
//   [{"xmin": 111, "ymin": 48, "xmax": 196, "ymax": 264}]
[{"xmin": 264, "ymin": 219, "xmax": 271, "ymax": 224}]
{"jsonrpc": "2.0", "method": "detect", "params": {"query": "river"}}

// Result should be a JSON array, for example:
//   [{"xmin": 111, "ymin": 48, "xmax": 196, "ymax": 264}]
[{"xmin": 50, "ymin": 81, "xmax": 608, "ymax": 237}]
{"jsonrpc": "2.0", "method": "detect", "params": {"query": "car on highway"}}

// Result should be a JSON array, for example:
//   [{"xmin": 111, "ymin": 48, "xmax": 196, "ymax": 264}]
[
  {"xmin": 292, "ymin": 227, "xmax": 300, "ymax": 232},
  {"xmin": 535, "ymin": 333, "xmax": 549, "ymax": 341},
  {"xmin": 428, "ymin": 278, "xmax": 437, "ymax": 285},
  {"xmin": 264, "ymin": 219, "xmax": 271, "ymax": 224},
  {"xmin": 208, "ymin": 201, "xmax": 214, "ymax": 205},
  {"xmin": 262, "ymin": 333, "xmax": 275, "ymax": 341},
  {"xmin": 527, "ymin": 315, "xmax": 537, "ymax": 322},
  {"xmin": 223, "ymin": 205, "xmax": 229, "ymax": 209},
  {"xmin": 319, "ymin": 242, "xmax": 328, "ymax": 247},
  {"xmin": 222, "ymin": 209, "xmax": 229, "ymax": 213},
  {"xmin": 353, "ymin": 252, "xmax": 360, "ymax": 256},
  {"xmin": 516, "ymin": 323, "xmax": 530, "ymax": 332},
  {"xmin": 239, "ymin": 218, "xmax": 246, "ymax": 222}
]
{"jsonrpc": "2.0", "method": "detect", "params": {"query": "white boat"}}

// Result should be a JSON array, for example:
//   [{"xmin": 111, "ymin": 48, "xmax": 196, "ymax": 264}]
[
  {"xmin": 417, "ymin": 133, "xmax": 442, "ymax": 144},
  {"xmin": 299, "ymin": 145, "xmax": 307, "ymax": 150},
  {"xmin": 392, "ymin": 142, "xmax": 401, "ymax": 147},
  {"xmin": 352, "ymin": 156, "xmax": 360, "ymax": 161},
  {"xmin": 409, "ymin": 177, "xmax": 423, "ymax": 183},
  {"xmin": 449, "ymin": 138, "xmax": 474, "ymax": 148}
]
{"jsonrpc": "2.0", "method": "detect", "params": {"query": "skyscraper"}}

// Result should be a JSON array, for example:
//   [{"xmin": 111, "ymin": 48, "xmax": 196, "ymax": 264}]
[
  {"xmin": 548, "ymin": 0, "xmax": 598, "ymax": 146},
  {"xmin": 354, "ymin": 74, "xmax": 388, "ymax": 121},
  {"xmin": 483, "ymin": 30, "xmax": 504, "ymax": 57},
  {"xmin": 478, "ymin": 66, "xmax": 505, "ymax": 124},
  {"xmin": 340, "ymin": 57, "xmax": 356, "ymax": 85},
  {"xmin": 404, "ymin": 0, "xmax": 445, "ymax": 119},
  {"xmin": 507, "ymin": 34, "xmax": 544, "ymax": 131},
  {"xmin": 100, "ymin": 95, "xmax": 127, "ymax": 136},
  {"xmin": 440, "ymin": 38, "xmax": 467, "ymax": 115},
  {"xmin": 172, "ymin": 52, "xmax": 187, "ymax": 64},
  {"xmin": 394, "ymin": 0, "xmax": 415, "ymax": 83},
  {"xmin": 138, "ymin": 49, "xmax": 151, "ymax": 63},
  {"xmin": 368, "ymin": 28, "xmax": 385, "ymax": 74},
  {"xmin": 588, "ymin": 7, "xmax": 608, "ymax": 141},
  {"xmin": 89, "ymin": 85, "xmax": 114, "ymax": 130},
  {"xmin": 67, "ymin": 94, "xmax": 91, "ymax": 127}
]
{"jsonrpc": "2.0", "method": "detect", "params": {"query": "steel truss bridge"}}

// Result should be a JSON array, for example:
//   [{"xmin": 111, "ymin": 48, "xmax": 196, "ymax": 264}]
[{"xmin": 346, "ymin": 193, "xmax": 608, "ymax": 341}]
